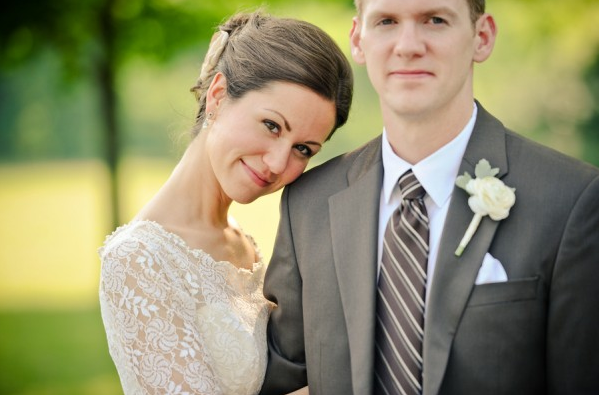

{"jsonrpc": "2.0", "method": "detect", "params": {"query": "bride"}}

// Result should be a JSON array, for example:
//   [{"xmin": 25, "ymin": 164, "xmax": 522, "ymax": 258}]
[{"xmin": 98, "ymin": 10, "xmax": 353, "ymax": 395}]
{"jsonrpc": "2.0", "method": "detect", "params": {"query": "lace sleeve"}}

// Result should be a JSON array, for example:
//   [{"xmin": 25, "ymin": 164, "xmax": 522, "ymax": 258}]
[{"xmin": 99, "ymin": 235, "xmax": 220, "ymax": 394}]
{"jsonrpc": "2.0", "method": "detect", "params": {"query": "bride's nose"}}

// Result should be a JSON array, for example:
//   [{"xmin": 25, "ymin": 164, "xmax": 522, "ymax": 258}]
[{"xmin": 263, "ymin": 144, "xmax": 291, "ymax": 175}]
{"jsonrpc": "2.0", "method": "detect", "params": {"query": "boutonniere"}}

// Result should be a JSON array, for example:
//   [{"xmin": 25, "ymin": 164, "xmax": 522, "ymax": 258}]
[{"xmin": 454, "ymin": 159, "xmax": 516, "ymax": 257}]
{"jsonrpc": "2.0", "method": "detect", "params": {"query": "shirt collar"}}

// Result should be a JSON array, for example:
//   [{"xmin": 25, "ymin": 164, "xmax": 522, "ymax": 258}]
[{"xmin": 382, "ymin": 103, "xmax": 478, "ymax": 207}]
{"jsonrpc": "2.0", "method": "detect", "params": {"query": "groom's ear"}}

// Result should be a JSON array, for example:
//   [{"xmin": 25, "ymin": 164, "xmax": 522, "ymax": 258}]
[
  {"xmin": 350, "ymin": 17, "xmax": 366, "ymax": 65},
  {"xmin": 206, "ymin": 72, "xmax": 227, "ymax": 110},
  {"xmin": 473, "ymin": 14, "xmax": 497, "ymax": 63}
]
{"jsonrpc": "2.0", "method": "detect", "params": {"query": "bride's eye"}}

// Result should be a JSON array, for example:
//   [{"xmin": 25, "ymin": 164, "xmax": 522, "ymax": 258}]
[
  {"xmin": 294, "ymin": 144, "xmax": 314, "ymax": 158},
  {"xmin": 264, "ymin": 120, "xmax": 280, "ymax": 135}
]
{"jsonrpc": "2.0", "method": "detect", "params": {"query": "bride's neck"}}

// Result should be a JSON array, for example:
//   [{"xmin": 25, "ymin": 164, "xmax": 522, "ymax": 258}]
[{"xmin": 136, "ymin": 138, "xmax": 231, "ymax": 230}]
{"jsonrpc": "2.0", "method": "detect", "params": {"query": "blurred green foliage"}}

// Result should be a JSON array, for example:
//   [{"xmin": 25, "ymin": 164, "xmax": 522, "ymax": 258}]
[
  {"xmin": 0, "ymin": 0, "xmax": 356, "ymax": 161},
  {"xmin": 1, "ymin": 0, "xmax": 598, "ymax": 165},
  {"xmin": 580, "ymin": 51, "xmax": 599, "ymax": 165}
]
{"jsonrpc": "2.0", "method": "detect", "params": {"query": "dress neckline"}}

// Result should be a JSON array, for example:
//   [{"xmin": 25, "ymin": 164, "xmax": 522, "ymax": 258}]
[{"xmin": 121, "ymin": 219, "xmax": 264, "ymax": 275}]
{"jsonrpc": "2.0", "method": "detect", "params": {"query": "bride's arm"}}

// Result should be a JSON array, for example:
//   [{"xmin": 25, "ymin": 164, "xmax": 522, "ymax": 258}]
[
  {"xmin": 99, "ymin": 237, "xmax": 219, "ymax": 393},
  {"xmin": 286, "ymin": 386, "xmax": 309, "ymax": 395}
]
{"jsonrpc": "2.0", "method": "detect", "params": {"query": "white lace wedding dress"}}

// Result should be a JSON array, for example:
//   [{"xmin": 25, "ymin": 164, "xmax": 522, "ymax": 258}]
[{"xmin": 99, "ymin": 220, "xmax": 273, "ymax": 395}]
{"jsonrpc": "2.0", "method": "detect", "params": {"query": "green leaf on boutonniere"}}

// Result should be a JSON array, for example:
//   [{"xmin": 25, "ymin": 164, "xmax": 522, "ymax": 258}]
[
  {"xmin": 474, "ymin": 158, "xmax": 499, "ymax": 179},
  {"xmin": 456, "ymin": 159, "xmax": 500, "ymax": 191},
  {"xmin": 456, "ymin": 173, "xmax": 472, "ymax": 190}
]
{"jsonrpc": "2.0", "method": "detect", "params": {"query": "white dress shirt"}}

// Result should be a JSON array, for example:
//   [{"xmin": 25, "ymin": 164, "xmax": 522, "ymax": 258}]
[{"xmin": 377, "ymin": 103, "xmax": 477, "ymax": 299}]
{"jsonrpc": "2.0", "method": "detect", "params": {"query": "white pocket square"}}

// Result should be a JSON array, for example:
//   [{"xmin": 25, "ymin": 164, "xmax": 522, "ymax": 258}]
[{"xmin": 475, "ymin": 253, "xmax": 508, "ymax": 285}]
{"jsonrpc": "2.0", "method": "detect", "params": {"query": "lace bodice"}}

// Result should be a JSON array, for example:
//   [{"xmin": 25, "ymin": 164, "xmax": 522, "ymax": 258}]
[{"xmin": 99, "ymin": 220, "xmax": 272, "ymax": 395}]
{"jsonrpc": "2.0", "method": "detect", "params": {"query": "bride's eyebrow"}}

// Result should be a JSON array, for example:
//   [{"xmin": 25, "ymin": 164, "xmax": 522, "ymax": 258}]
[
  {"xmin": 305, "ymin": 141, "xmax": 322, "ymax": 148},
  {"xmin": 265, "ymin": 109, "xmax": 291, "ymax": 131}
]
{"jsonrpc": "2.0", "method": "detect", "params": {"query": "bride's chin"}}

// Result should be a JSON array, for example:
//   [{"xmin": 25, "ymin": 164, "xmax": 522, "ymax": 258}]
[
  {"xmin": 234, "ymin": 195, "xmax": 258, "ymax": 204},
  {"xmin": 227, "ymin": 188, "xmax": 260, "ymax": 205}
]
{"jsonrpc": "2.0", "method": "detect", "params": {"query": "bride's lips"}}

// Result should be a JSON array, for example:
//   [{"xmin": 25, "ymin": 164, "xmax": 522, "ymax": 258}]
[{"xmin": 241, "ymin": 160, "xmax": 272, "ymax": 188}]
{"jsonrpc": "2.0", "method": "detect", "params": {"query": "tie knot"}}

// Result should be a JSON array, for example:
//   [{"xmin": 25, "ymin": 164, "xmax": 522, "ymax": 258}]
[{"xmin": 398, "ymin": 170, "xmax": 426, "ymax": 201}]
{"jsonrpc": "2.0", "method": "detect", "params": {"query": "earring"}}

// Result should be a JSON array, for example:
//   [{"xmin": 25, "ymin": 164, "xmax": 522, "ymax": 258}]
[{"xmin": 202, "ymin": 112, "xmax": 214, "ymax": 129}]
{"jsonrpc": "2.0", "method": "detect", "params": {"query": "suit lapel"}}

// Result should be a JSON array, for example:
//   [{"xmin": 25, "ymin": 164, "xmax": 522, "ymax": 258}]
[
  {"xmin": 423, "ymin": 104, "xmax": 509, "ymax": 395},
  {"xmin": 329, "ymin": 139, "xmax": 383, "ymax": 394}
]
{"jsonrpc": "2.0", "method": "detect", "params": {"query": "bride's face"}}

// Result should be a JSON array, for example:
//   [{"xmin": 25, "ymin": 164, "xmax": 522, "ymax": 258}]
[{"xmin": 205, "ymin": 79, "xmax": 336, "ymax": 204}]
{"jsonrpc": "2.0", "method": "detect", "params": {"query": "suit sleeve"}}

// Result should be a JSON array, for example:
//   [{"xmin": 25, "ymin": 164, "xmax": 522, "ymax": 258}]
[
  {"xmin": 547, "ymin": 174, "xmax": 599, "ymax": 393},
  {"xmin": 260, "ymin": 187, "xmax": 308, "ymax": 394}
]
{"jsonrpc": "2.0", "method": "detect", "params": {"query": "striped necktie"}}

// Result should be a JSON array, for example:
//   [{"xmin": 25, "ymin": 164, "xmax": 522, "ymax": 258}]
[{"xmin": 375, "ymin": 169, "xmax": 429, "ymax": 395}]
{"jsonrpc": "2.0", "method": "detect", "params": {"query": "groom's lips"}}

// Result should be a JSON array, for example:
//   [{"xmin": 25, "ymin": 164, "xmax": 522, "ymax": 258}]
[{"xmin": 390, "ymin": 69, "xmax": 434, "ymax": 79}]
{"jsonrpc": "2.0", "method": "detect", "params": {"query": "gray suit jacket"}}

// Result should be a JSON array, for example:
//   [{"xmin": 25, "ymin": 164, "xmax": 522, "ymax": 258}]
[{"xmin": 260, "ymin": 104, "xmax": 599, "ymax": 394}]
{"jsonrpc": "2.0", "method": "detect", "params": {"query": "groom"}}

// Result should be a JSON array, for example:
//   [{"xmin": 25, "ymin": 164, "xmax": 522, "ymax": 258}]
[{"xmin": 261, "ymin": 0, "xmax": 599, "ymax": 394}]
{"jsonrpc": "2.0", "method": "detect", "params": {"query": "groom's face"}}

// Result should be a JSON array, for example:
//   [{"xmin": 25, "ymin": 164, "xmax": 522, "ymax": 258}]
[{"xmin": 350, "ymin": 0, "xmax": 494, "ymax": 120}]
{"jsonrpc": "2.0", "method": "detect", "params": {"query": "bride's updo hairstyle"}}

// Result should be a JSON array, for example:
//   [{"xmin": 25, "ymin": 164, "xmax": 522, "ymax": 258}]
[{"xmin": 190, "ymin": 11, "xmax": 353, "ymax": 139}]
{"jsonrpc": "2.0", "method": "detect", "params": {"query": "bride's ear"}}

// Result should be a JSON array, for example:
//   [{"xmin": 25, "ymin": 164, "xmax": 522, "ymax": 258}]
[{"xmin": 206, "ymin": 72, "xmax": 227, "ymax": 111}]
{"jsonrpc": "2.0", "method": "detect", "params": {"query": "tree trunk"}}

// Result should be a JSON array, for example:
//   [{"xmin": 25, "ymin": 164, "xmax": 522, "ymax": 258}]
[{"xmin": 97, "ymin": 0, "xmax": 120, "ymax": 229}]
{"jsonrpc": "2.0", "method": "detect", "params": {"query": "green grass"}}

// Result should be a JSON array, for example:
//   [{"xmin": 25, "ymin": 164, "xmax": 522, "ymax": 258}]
[{"xmin": 0, "ymin": 308, "xmax": 122, "ymax": 395}]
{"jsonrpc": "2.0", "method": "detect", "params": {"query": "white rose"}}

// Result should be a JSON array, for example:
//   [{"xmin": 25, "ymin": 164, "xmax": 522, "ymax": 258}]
[{"xmin": 465, "ymin": 177, "xmax": 516, "ymax": 221}]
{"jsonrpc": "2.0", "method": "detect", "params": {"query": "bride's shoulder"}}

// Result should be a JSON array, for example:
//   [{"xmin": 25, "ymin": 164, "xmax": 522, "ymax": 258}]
[{"xmin": 98, "ymin": 220, "xmax": 164, "ymax": 259}]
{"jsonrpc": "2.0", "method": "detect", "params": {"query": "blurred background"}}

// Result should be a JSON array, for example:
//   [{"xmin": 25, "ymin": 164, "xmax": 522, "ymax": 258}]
[{"xmin": 1, "ymin": 0, "xmax": 598, "ymax": 393}]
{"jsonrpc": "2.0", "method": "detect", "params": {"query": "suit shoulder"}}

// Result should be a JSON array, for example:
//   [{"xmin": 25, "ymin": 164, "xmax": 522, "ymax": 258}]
[
  {"xmin": 504, "ymin": 128, "xmax": 599, "ymax": 180},
  {"xmin": 500, "ymin": 129, "xmax": 599, "ymax": 212}
]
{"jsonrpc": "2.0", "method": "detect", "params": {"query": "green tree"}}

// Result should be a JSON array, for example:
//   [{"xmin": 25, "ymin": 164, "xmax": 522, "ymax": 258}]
[{"xmin": 0, "ymin": 0, "xmax": 276, "ymax": 228}]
